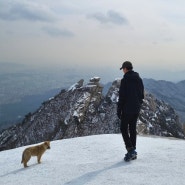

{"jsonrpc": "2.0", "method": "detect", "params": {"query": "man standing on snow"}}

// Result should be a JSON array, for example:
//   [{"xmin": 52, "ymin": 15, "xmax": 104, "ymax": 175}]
[{"xmin": 117, "ymin": 61, "xmax": 144, "ymax": 161}]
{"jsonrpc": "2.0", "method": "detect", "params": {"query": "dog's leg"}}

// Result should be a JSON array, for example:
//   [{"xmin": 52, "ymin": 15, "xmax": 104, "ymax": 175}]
[
  {"xmin": 24, "ymin": 155, "xmax": 31, "ymax": 168},
  {"xmin": 22, "ymin": 151, "xmax": 31, "ymax": 168},
  {"xmin": 24, "ymin": 162, "xmax": 28, "ymax": 168},
  {"xmin": 37, "ymin": 154, "xmax": 42, "ymax": 164}
]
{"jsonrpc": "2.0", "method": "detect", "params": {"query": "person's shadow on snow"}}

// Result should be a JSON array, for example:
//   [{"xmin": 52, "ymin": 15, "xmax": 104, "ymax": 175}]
[{"xmin": 63, "ymin": 161, "xmax": 130, "ymax": 185}]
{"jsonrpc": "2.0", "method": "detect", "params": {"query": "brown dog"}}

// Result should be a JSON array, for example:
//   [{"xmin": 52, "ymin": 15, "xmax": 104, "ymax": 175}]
[{"xmin": 21, "ymin": 141, "xmax": 50, "ymax": 168}]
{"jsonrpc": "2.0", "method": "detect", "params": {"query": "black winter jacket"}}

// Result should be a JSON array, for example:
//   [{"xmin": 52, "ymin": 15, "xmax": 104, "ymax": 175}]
[{"xmin": 117, "ymin": 70, "xmax": 144, "ymax": 115}]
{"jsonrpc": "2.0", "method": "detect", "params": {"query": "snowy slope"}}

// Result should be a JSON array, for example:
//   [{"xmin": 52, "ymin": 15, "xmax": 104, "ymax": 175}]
[{"xmin": 0, "ymin": 134, "xmax": 185, "ymax": 185}]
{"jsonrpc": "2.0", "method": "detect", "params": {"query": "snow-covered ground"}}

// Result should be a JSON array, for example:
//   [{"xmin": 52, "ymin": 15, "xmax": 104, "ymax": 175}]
[{"xmin": 0, "ymin": 134, "xmax": 185, "ymax": 185}]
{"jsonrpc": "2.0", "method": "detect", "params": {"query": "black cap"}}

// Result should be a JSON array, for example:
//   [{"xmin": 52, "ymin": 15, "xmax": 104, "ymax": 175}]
[{"xmin": 120, "ymin": 61, "xmax": 133, "ymax": 70}]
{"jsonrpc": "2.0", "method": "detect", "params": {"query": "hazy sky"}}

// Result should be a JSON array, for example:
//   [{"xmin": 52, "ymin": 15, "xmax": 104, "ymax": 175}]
[{"xmin": 0, "ymin": 0, "xmax": 185, "ymax": 80}]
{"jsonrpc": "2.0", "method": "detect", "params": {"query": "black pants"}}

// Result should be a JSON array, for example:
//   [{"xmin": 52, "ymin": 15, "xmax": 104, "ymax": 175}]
[{"xmin": 120, "ymin": 113, "xmax": 139, "ymax": 151}]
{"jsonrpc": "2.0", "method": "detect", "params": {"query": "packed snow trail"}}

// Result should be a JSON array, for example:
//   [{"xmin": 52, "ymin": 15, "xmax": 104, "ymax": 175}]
[{"xmin": 0, "ymin": 134, "xmax": 185, "ymax": 185}]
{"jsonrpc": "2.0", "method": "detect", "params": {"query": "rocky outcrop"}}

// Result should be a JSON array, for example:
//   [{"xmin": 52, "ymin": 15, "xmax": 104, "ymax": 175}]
[
  {"xmin": 143, "ymin": 78, "xmax": 185, "ymax": 122},
  {"xmin": 138, "ymin": 93, "xmax": 184, "ymax": 138},
  {"xmin": 0, "ymin": 77, "xmax": 184, "ymax": 151}
]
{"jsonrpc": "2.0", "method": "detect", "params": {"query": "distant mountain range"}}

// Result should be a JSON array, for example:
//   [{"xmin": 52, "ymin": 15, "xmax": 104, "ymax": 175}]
[
  {"xmin": 0, "ymin": 88, "xmax": 61, "ymax": 130},
  {"xmin": 1, "ymin": 77, "xmax": 185, "ymax": 132},
  {"xmin": 1, "ymin": 62, "xmax": 185, "ymax": 128},
  {"xmin": 0, "ymin": 63, "xmax": 91, "ymax": 130},
  {"xmin": 143, "ymin": 79, "xmax": 185, "ymax": 123}
]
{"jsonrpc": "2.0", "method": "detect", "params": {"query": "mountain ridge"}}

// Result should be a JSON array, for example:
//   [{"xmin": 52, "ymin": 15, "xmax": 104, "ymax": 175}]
[
  {"xmin": 143, "ymin": 78, "xmax": 185, "ymax": 122},
  {"xmin": 0, "ymin": 77, "xmax": 184, "ymax": 151}
]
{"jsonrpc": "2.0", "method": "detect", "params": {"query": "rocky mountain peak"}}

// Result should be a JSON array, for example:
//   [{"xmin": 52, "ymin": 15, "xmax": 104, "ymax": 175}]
[
  {"xmin": 0, "ymin": 77, "xmax": 184, "ymax": 151},
  {"xmin": 66, "ymin": 77, "xmax": 103, "ymax": 124}
]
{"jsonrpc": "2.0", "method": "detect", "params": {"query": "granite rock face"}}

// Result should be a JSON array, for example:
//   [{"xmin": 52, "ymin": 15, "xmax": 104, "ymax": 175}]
[
  {"xmin": 0, "ymin": 77, "xmax": 184, "ymax": 151},
  {"xmin": 143, "ymin": 78, "xmax": 185, "ymax": 122}
]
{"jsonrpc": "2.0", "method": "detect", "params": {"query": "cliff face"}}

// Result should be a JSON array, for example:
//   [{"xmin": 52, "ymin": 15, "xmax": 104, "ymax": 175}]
[
  {"xmin": 143, "ymin": 78, "xmax": 185, "ymax": 122},
  {"xmin": 0, "ymin": 77, "xmax": 184, "ymax": 151}
]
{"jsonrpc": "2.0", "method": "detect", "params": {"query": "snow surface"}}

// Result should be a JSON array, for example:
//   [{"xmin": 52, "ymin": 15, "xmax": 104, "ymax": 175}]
[{"xmin": 0, "ymin": 134, "xmax": 185, "ymax": 185}]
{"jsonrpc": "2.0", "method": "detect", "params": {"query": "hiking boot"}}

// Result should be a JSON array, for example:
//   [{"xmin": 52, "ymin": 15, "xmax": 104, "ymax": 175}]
[{"xmin": 124, "ymin": 149, "xmax": 137, "ymax": 162}]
